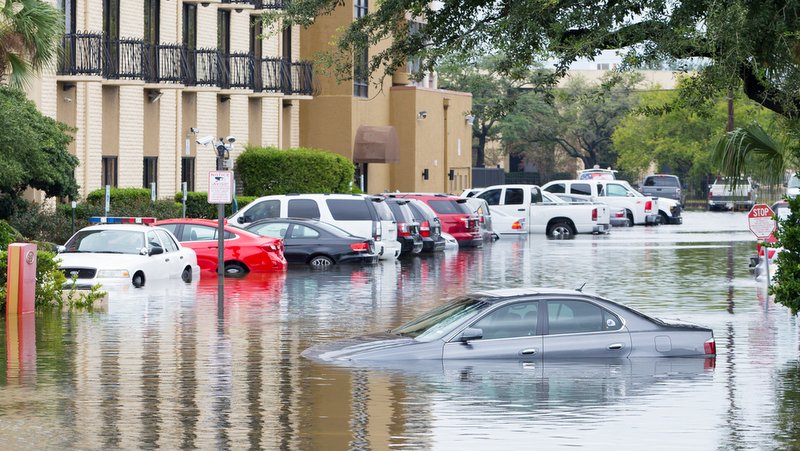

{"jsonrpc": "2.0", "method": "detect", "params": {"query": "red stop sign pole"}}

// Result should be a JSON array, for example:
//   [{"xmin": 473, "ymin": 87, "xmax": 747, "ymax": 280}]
[{"xmin": 748, "ymin": 203, "xmax": 776, "ymax": 287}]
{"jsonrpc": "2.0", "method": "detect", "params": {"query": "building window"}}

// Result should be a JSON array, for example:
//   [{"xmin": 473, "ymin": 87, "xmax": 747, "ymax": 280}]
[
  {"xmin": 61, "ymin": 0, "xmax": 76, "ymax": 34},
  {"xmin": 143, "ymin": 157, "xmax": 158, "ymax": 188},
  {"xmin": 102, "ymin": 156, "xmax": 118, "ymax": 187},
  {"xmin": 181, "ymin": 157, "xmax": 195, "ymax": 192},
  {"xmin": 353, "ymin": 0, "xmax": 368, "ymax": 98}
]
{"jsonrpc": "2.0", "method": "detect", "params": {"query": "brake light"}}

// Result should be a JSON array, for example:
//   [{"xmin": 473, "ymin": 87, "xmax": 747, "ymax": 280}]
[
  {"xmin": 645, "ymin": 200, "xmax": 653, "ymax": 212},
  {"xmin": 398, "ymin": 223, "xmax": 411, "ymax": 237},
  {"xmin": 708, "ymin": 191, "xmax": 713, "ymax": 200},
  {"xmin": 372, "ymin": 221, "xmax": 382, "ymax": 241},
  {"xmin": 350, "ymin": 242, "xmax": 369, "ymax": 252},
  {"xmin": 704, "ymin": 338, "xmax": 716, "ymax": 355},
  {"xmin": 419, "ymin": 220, "xmax": 431, "ymax": 237},
  {"xmin": 591, "ymin": 207, "xmax": 597, "ymax": 221},
  {"xmin": 512, "ymin": 220, "xmax": 523, "ymax": 230},
  {"xmin": 261, "ymin": 243, "xmax": 281, "ymax": 252}
]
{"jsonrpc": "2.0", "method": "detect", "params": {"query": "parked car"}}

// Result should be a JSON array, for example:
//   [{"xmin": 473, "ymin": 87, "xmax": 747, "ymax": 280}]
[
  {"xmin": 154, "ymin": 218, "xmax": 287, "ymax": 275},
  {"xmin": 786, "ymin": 173, "xmax": 800, "ymax": 199},
  {"xmin": 388, "ymin": 194, "xmax": 482, "ymax": 247},
  {"xmin": 227, "ymin": 193, "xmax": 401, "ymax": 260},
  {"xmin": 552, "ymin": 193, "xmax": 630, "ymax": 227},
  {"xmin": 472, "ymin": 184, "xmax": 611, "ymax": 237},
  {"xmin": 578, "ymin": 167, "xmax": 617, "ymax": 180},
  {"xmin": 383, "ymin": 198, "xmax": 423, "ymax": 255},
  {"xmin": 640, "ymin": 174, "xmax": 684, "ymax": 205},
  {"xmin": 459, "ymin": 188, "xmax": 483, "ymax": 198},
  {"xmin": 463, "ymin": 197, "xmax": 500, "ymax": 242},
  {"xmin": 542, "ymin": 179, "xmax": 661, "ymax": 226},
  {"xmin": 57, "ymin": 217, "xmax": 198, "ymax": 288},
  {"xmin": 708, "ymin": 176, "xmax": 757, "ymax": 211},
  {"xmin": 302, "ymin": 288, "xmax": 716, "ymax": 363},
  {"xmin": 404, "ymin": 199, "xmax": 447, "ymax": 253},
  {"xmin": 244, "ymin": 217, "xmax": 378, "ymax": 266}
]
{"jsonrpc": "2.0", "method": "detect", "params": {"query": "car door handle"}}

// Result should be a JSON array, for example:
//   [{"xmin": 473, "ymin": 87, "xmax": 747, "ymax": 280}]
[
  {"xmin": 517, "ymin": 208, "xmax": 525, "ymax": 211},
  {"xmin": 164, "ymin": 258, "xmax": 170, "ymax": 262},
  {"xmin": 520, "ymin": 349, "xmax": 537, "ymax": 356},
  {"xmin": 608, "ymin": 343, "xmax": 624, "ymax": 350}
]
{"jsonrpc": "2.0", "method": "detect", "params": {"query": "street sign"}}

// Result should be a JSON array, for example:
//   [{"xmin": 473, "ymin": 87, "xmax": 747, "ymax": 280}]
[
  {"xmin": 748, "ymin": 203, "xmax": 776, "ymax": 239},
  {"xmin": 208, "ymin": 170, "xmax": 233, "ymax": 204}
]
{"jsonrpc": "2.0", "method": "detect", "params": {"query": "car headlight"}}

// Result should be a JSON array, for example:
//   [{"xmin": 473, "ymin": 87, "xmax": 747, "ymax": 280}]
[{"xmin": 96, "ymin": 269, "xmax": 131, "ymax": 278}]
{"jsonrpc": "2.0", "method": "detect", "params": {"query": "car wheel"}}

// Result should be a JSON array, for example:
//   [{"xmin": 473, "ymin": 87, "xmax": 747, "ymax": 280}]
[
  {"xmin": 659, "ymin": 211, "xmax": 669, "ymax": 225},
  {"xmin": 546, "ymin": 221, "xmax": 574, "ymax": 239},
  {"xmin": 181, "ymin": 266, "xmax": 193, "ymax": 283},
  {"xmin": 626, "ymin": 211, "xmax": 635, "ymax": 227},
  {"xmin": 224, "ymin": 262, "xmax": 248, "ymax": 276},
  {"xmin": 132, "ymin": 272, "xmax": 145, "ymax": 288},
  {"xmin": 309, "ymin": 255, "xmax": 335, "ymax": 267}
]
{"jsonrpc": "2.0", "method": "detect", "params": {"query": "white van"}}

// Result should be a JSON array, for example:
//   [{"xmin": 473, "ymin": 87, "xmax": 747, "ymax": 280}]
[{"xmin": 229, "ymin": 194, "xmax": 401, "ymax": 259}]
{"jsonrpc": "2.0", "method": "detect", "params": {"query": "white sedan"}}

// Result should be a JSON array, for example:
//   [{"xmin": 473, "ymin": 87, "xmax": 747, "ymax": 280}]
[{"xmin": 58, "ymin": 220, "xmax": 199, "ymax": 288}]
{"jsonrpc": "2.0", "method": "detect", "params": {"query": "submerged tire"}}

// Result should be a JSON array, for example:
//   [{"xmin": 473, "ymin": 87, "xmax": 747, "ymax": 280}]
[
  {"xmin": 547, "ymin": 221, "xmax": 574, "ymax": 239},
  {"xmin": 224, "ymin": 262, "xmax": 247, "ymax": 276},
  {"xmin": 132, "ymin": 272, "xmax": 145, "ymax": 288},
  {"xmin": 181, "ymin": 266, "xmax": 193, "ymax": 283},
  {"xmin": 309, "ymin": 255, "xmax": 334, "ymax": 267}
]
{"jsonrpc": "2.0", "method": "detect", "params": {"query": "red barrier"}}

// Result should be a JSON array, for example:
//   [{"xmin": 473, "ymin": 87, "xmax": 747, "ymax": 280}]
[{"xmin": 6, "ymin": 243, "xmax": 36, "ymax": 316}]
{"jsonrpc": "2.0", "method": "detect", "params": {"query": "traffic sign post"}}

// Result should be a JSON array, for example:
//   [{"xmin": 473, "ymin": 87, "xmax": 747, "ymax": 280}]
[{"xmin": 748, "ymin": 203, "xmax": 776, "ymax": 288}]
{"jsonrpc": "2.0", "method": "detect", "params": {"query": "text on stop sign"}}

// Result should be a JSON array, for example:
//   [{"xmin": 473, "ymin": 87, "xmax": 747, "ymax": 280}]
[{"xmin": 751, "ymin": 206, "xmax": 772, "ymax": 217}]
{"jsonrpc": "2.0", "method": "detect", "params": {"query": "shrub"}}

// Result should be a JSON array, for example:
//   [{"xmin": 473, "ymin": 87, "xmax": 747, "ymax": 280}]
[
  {"xmin": 236, "ymin": 146, "xmax": 355, "ymax": 196},
  {"xmin": 83, "ymin": 187, "xmax": 182, "ymax": 221},
  {"xmin": 772, "ymin": 195, "xmax": 800, "ymax": 312},
  {"xmin": 173, "ymin": 192, "xmax": 257, "ymax": 219},
  {"xmin": 9, "ymin": 201, "xmax": 75, "ymax": 245}
]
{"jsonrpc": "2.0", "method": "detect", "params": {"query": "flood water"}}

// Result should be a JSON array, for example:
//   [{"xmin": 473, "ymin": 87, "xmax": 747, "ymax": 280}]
[{"xmin": 2, "ymin": 211, "xmax": 798, "ymax": 450}]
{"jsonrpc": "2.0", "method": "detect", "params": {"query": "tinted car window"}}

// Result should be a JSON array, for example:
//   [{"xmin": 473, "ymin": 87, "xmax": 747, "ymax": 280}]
[
  {"xmin": 547, "ymin": 300, "xmax": 621, "ymax": 334},
  {"xmin": 288, "ymin": 199, "xmax": 321, "ymax": 219},
  {"xmin": 386, "ymin": 202, "xmax": 412, "ymax": 223},
  {"xmin": 472, "ymin": 302, "xmax": 538, "ymax": 339},
  {"xmin": 325, "ymin": 199, "xmax": 371, "ymax": 220},
  {"xmin": 371, "ymin": 200, "xmax": 395, "ymax": 221},
  {"xmin": 427, "ymin": 200, "xmax": 464, "ymax": 215},
  {"xmin": 644, "ymin": 176, "xmax": 679, "ymax": 187},
  {"xmin": 477, "ymin": 189, "xmax": 501, "ymax": 206},
  {"xmin": 246, "ymin": 200, "xmax": 281, "ymax": 221},
  {"xmin": 570, "ymin": 183, "xmax": 592, "ymax": 196},
  {"xmin": 504, "ymin": 188, "xmax": 524, "ymax": 205},
  {"xmin": 545, "ymin": 183, "xmax": 566, "ymax": 194}
]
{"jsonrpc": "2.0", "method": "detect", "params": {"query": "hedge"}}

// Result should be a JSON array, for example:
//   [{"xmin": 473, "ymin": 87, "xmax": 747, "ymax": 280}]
[
  {"xmin": 173, "ymin": 192, "xmax": 256, "ymax": 219},
  {"xmin": 236, "ymin": 146, "xmax": 355, "ymax": 196}
]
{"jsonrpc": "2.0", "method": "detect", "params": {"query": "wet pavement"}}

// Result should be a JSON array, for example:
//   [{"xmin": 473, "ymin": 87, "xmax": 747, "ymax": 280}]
[{"xmin": 1, "ymin": 211, "xmax": 798, "ymax": 449}]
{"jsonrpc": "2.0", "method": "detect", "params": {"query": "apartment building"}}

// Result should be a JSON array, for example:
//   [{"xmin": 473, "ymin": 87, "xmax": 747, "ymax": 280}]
[
  {"xmin": 299, "ymin": 0, "xmax": 473, "ymax": 195},
  {"xmin": 25, "ymin": 0, "xmax": 313, "ymax": 199}
]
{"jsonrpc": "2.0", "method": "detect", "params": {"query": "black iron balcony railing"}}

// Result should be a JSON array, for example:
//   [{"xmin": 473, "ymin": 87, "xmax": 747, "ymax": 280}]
[
  {"xmin": 58, "ymin": 33, "xmax": 314, "ymax": 95},
  {"xmin": 104, "ymin": 38, "xmax": 148, "ymax": 80},
  {"xmin": 253, "ymin": 0, "xmax": 285, "ymax": 9},
  {"xmin": 58, "ymin": 32, "xmax": 104, "ymax": 76}
]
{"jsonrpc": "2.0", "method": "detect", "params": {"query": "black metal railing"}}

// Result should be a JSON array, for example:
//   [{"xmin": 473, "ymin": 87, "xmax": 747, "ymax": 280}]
[
  {"xmin": 58, "ymin": 32, "xmax": 104, "ymax": 76},
  {"xmin": 253, "ymin": 0, "xmax": 285, "ymax": 9},
  {"xmin": 58, "ymin": 32, "xmax": 314, "ymax": 95}
]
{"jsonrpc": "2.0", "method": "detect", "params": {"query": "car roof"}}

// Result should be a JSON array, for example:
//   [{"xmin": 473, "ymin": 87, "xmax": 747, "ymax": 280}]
[
  {"xmin": 80, "ymin": 224, "xmax": 154, "ymax": 232},
  {"xmin": 470, "ymin": 287, "xmax": 596, "ymax": 300}
]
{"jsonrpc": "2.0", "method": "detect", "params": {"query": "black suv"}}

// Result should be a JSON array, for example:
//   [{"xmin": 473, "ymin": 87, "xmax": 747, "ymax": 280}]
[{"xmin": 640, "ymin": 174, "xmax": 684, "ymax": 205}]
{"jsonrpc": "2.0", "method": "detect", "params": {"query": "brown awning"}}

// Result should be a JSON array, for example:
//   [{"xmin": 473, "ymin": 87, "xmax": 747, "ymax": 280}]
[{"xmin": 353, "ymin": 126, "xmax": 400, "ymax": 163}]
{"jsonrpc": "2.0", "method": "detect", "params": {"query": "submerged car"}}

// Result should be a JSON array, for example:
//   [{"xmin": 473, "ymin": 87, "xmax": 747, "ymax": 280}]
[
  {"xmin": 57, "ymin": 217, "xmax": 199, "ymax": 288},
  {"xmin": 302, "ymin": 288, "xmax": 716, "ymax": 363}
]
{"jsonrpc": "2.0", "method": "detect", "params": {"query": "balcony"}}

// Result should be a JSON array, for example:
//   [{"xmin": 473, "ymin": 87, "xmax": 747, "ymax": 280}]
[
  {"xmin": 286, "ymin": 61, "xmax": 314, "ymax": 96},
  {"xmin": 103, "ymin": 38, "xmax": 148, "ymax": 80},
  {"xmin": 58, "ymin": 32, "xmax": 104, "ymax": 76},
  {"xmin": 186, "ymin": 48, "xmax": 222, "ymax": 87},
  {"xmin": 147, "ymin": 44, "xmax": 188, "ymax": 84},
  {"xmin": 252, "ymin": 0, "xmax": 285, "ymax": 9}
]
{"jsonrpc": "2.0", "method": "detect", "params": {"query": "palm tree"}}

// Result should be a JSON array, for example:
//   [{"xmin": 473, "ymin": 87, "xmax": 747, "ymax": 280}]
[
  {"xmin": 714, "ymin": 121, "xmax": 800, "ymax": 312},
  {"xmin": 0, "ymin": 0, "xmax": 63, "ymax": 88}
]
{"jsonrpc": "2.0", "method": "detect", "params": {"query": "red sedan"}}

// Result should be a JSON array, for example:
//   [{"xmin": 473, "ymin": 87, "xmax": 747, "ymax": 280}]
[{"xmin": 154, "ymin": 219, "xmax": 287, "ymax": 274}]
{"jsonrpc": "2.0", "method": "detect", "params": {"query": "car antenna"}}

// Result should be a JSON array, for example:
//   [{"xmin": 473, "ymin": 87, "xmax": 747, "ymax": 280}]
[{"xmin": 576, "ymin": 282, "xmax": 587, "ymax": 292}]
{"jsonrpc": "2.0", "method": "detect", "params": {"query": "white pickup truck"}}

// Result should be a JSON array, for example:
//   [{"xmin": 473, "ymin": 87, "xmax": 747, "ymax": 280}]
[
  {"xmin": 541, "ymin": 179, "xmax": 663, "ymax": 226},
  {"xmin": 471, "ymin": 184, "xmax": 611, "ymax": 237}
]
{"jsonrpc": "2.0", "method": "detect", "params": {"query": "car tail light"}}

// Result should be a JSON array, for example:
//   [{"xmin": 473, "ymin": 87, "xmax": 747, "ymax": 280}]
[
  {"xmin": 592, "ymin": 207, "xmax": 598, "ymax": 221},
  {"xmin": 708, "ymin": 191, "xmax": 713, "ymax": 200},
  {"xmin": 372, "ymin": 220, "xmax": 382, "ymax": 241},
  {"xmin": 704, "ymin": 338, "xmax": 716, "ymax": 355},
  {"xmin": 419, "ymin": 220, "xmax": 431, "ymax": 237},
  {"xmin": 261, "ymin": 242, "xmax": 281, "ymax": 252},
  {"xmin": 614, "ymin": 210, "xmax": 625, "ymax": 218},
  {"xmin": 512, "ymin": 220, "xmax": 523, "ymax": 230},
  {"xmin": 351, "ymin": 242, "xmax": 370, "ymax": 252},
  {"xmin": 479, "ymin": 215, "xmax": 485, "ymax": 224},
  {"xmin": 398, "ymin": 222, "xmax": 411, "ymax": 237},
  {"xmin": 645, "ymin": 200, "xmax": 653, "ymax": 212}
]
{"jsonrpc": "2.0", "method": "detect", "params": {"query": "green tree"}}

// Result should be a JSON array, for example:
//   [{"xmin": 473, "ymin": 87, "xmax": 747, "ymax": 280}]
[
  {"xmin": 614, "ymin": 87, "xmax": 777, "ymax": 196},
  {"xmin": 270, "ymin": 0, "xmax": 800, "ymax": 120},
  {"xmin": 0, "ymin": 0, "xmax": 63, "ymax": 88},
  {"xmin": 0, "ymin": 85, "xmax": 79, "ymax": 218},
  {"xmin": 499, "ymin": 73, "xmax": 641, "ymax": 175}
]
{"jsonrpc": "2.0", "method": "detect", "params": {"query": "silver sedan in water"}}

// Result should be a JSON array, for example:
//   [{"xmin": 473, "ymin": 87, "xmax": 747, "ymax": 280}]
[{"xmin": 302, "ymin": 288, "xmax": 716, "ymax": 363}]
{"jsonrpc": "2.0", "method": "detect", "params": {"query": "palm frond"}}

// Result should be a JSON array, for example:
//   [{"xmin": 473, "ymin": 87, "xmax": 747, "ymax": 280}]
[{"xmin": 714, "ymin": 122, "xmax": 787, "ymax": 187}]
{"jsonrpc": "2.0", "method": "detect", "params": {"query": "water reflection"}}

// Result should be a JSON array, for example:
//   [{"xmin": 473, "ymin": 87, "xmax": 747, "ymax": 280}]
[{"xmin": 0, "ymin": 212, "xmax": 798, "ymax": 449}]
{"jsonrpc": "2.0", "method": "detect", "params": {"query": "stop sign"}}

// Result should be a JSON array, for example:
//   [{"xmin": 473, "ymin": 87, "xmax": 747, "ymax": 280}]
[{"xmin": 748, "ymin": 203, "xmax": 776, "ymax": 239}]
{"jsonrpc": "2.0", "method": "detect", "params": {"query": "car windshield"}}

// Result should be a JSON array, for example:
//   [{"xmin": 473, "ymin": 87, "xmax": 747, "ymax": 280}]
[
  {"xmin": 645, "ymin": 176, "xmax": 679, "ymax": 187},
  {"xmin": 64, "ymin": 229, "xmax": 145, "ymax": 254},
  {"xmin": 391, "ymin": 296, "xmax": 490, "ymax": 342},
  {"xmin": 788, "ymin": 175, "xmax": 800, "ymax": 188}
]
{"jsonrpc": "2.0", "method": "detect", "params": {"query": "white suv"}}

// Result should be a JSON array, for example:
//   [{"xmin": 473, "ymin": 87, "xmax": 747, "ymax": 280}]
[{"xmin": 229, "ymin": 194, "xmax": 401, "ymax": 259}]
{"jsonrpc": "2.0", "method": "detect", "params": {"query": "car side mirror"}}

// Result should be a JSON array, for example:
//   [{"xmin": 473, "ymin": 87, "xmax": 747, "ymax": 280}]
[
  {"xmin": 149, "ymin": 246, "xmax": 164, "ymax": 256},
  {"xmin": 56, "ymin": 245, "xmax": 66, "ymax": 254},
  {"xmin": 237, "ymin": 216, "xmax": 245, "ymax": 224},
  {"xmin": 459, "ymin": 327, "xmax": 483, "ymax": 342}
]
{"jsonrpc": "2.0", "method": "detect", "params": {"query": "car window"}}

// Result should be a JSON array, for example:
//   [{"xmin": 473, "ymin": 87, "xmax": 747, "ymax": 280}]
[
  {"xmin": 428, "ymin": 200, "xmax": 464, "ymax": 215},
  {"xmin": 472, "ymin": 302, "xmax": 539, "ymax": 339},
  {"xmin": 503, "ymin": 188, "xmax": 524, "ymax": 205},
  {"xmin": 788, "ymin": 175, "xmax": 800, "ymax": 188},
  {"xmin": 371, "ymin": 200, "xmax": 395, "ymax": 221},
  {"xmin": 387, "ymin": 202, "xmax": 411, "ymax": 222},
  {"xmin": 250, "ymin": 222, "xmax": 289, "ymax": 238},
  {"xmin": 605, "ymin": 183, "xmax": 630, "ymax": 197},
  {"xmin": 530, "ymin": 187, "xmax": 544, "ymax": 204},
  {"xmin": 146, "ymin": 231, "xmax": 161, "ymax": 249},
  {"xmin": 155, "ymin": 230, "xmax": 179, "ymax": 252},
  {"xmin": 290, "ymin": 224, "xmax": 320, "ymax": 239},
  {"xmin": 288, "ymin": 199, "xmax": 321, "ymax": 219},
  {"xmin": 477, "ymin": 189, "xmax": 501, "ymax": 206},
  {"xmin": 64, "ymin": 229, "xmax": 145, "ymax": 254},
  {"xmin": 325, "ymin": 199, "xmax": 371, "ymax": 220},
  {"xmin": 183, "ymin": 224, "xmax": 216, "ymax": 241},
  {"xmin": 158, "ymin": 223, "xmax": 179, "ymax": 237},
  {"xmin": 645, "ymin": 176, "xmax": 679, "ymax": 187},
  {"xmin": 245, "ymin": 200, "xmax": 281, "ymax": 221},
  {"xmin": 570, "ymin": 183, "xmax": 592, "ymax": 196},
  {"xmin": 547, "ymin": 300, "xmax": 621, "ymax": 334},
  {"xmin": 544, "ymin": 183, "xmax": 566, "ymax": 194}
]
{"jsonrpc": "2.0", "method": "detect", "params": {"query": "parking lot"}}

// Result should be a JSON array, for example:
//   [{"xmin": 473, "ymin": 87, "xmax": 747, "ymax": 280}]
[{"xmin": 1, "ymin": 211, "xmax": 797, "ymax": 449}]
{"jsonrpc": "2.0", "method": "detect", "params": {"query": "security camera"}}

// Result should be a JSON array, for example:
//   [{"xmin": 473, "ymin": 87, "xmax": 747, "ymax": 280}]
[
  {"xmin": 196, "ymin": 135, "xmax": 214, "ymax": 146},
  {"xmin": 225, "ymin": 135, "xmax": 236, "ymax": 144},
  {"xmin": 190, "ymin": 127, "xmax": 199, "ymax": 134}
]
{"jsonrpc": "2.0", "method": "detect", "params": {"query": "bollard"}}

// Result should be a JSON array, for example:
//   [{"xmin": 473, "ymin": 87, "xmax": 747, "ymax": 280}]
[
  {"xmin": 6, "ymin": 310, "xmax": 36, "ymax": 381},
  {"xmin": 6, "ymin": 242, "xmax": 37, "ymax": 316}
]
